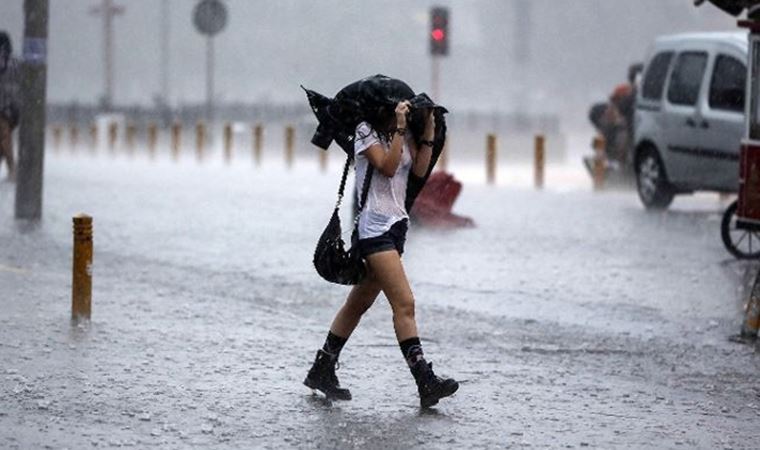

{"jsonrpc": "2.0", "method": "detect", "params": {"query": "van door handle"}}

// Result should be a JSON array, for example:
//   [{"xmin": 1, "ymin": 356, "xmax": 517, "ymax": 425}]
[
  {"xmin": 685, "ymin": 118, "xmax": 697, "ymax": 128},
  {"xmin": 700, "ymin": 120, "xmax": 710, "ymax": 129}
]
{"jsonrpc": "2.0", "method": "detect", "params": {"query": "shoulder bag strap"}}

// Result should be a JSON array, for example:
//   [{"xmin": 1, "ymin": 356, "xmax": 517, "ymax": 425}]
[{"xmin": 334, "ymin": 154, "xmax": 373, "ymax": 217}]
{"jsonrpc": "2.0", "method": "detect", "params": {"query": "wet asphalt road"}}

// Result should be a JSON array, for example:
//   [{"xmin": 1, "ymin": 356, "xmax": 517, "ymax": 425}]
[{"xmin": 1, "ymin": 152, "xmax": 760, "ymax": 449}]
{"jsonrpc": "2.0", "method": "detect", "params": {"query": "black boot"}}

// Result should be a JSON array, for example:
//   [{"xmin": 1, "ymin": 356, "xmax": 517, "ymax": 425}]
[
  {"xmin": 411, "ymin": 360, "xmax": 459, "ymax": 408},
  {"xmin": 303, "ymin": 350, "xmax": 352, "ymax": 400}
]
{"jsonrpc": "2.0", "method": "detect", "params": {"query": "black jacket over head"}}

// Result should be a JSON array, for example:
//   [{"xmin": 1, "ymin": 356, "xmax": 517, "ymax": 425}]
[{"xmin": 302, "ymin": 74, "xmax": 448, "ymax": 211}]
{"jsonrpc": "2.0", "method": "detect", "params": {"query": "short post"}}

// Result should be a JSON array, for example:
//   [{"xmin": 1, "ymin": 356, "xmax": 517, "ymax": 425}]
[
  {"xmin": 319, "ymin": 150, "xmax": 328, "ymax": 172},
  {"xmin": 52, "ymin": 125, "xmax": 62, "ymax": 150},
  {"xmin": 253, "ymin": 124, "xmax": 263, "ymax": 166},
  {"xmin": 223, "ymin": 122, "xmax": 233, "ymax": 163},
  {"xmin": 147, "ymin": 123, "xmax": 158, "ymax": 157},
  {"xmin": 438, "ymin": 140, "xmax": 449, "ymax": 171},
  {"xmin": 592, "ymin": 135, "xmax": 606, "ymax": 191},
  {"xmin": 740, "ymin": 268, "xmax": 760, "ymax": 339},
  {"xmin": 71, "ymin": 214, "xmax": 93, "ymax": 322},
  {"xmin": 195, "ymin": 121, "xmax": 205, "ymax": 161},
  {"xmin": 89, "ymin": 123, "xmax": 98, "ymax": 150},
  {"xmin": 534, "ymin": 134, "xmax": 545, "ymax": 190},
  {"xmin": 125, "ymin": 122, "xmax": 137, "ymax": 154},
  {"xmin": 285, "ymin": 125, "xmax": 295, "ymax": 169},
  {"xmin": 486, "ymin": 133, "xmax": 497, "ymax": 185},
  {"xmin": 69, "ymin": 124, "xmax": 79, "ymax": 149},
  {"xmin": 108, "ymin": 122, "xmax": 118, "ymax": 152},
  {"xmin": 171, "ymin": 122, "xmax": 181, "ymax": 159}
]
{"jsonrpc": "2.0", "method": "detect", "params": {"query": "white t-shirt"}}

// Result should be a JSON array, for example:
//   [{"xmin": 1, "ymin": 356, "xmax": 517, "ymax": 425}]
[{"xmin": 354, "ymin": 121, "xmax": 413, "ymax": 239}]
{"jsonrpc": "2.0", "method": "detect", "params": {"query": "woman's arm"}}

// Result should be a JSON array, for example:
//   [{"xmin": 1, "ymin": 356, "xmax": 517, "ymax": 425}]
[
  {"xmin": 411, "ymin": 111, "xmax": 435, "ymax": 178},
  {"xmin": 364, "ymin": 101, "xmax": 410, "ymax": 178}
]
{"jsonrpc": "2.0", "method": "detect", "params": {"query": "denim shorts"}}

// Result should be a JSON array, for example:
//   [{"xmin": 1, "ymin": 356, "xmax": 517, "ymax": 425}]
[{"xmin": 358, "ymin": 219, "xmax": 409, "ymax": 258}]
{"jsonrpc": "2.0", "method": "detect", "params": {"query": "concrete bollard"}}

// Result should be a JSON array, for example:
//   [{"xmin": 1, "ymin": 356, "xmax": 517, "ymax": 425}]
[
  {"xmin": 740, "ymin": 269, "xmax": 760, "ymax": 339},
  {"xmin": 223, "ymin": 123, "xmax": 233, "ymax": 163},
  {"xmin": 108, "ymin": 122, "xmax": 118, "ymax": 152},
  {"xmin": 285, "ymin": 125, "xmax": 295, "ymax": 169},
  {"xmin": 69, "ymin": 124, "xmax": 79, "ymax": 149},
  {"xmin": 195, "ymin": 121, "xmax": 205, "ymax": 161},
  {"xmin": 319, "ymin": 150, "xmax": 328, "ymax": 173},
  {"xmin": 89, "ymin": 123, "xmax": 98, "ymax": 150},
  {"xmin": 592, "ymin": 136, "xmax": 606, "ymax": 188},
  {"xmin": 71, "ymin": 214, "xmax": 93, "ymax": 322},
  {"xmin": 147, "ymin": 123, "xmax": 158, "ymax": 157},
  {"xmin": 486, "ymin": 133, "xmax": 497, "ymax": 185},
  {"xmin": 592, "ymin": 135, "xmax": 606, "ymax": 191},
  {"xmin": 438, "ymin": 140, "xmax": 449, "ymax": 171},
  {"xmin": 534, "ymin": 135, "xmax": 545, "ymax": 190},
  {"xmin": 171, "ymin": 122, "xmax": 181, "ymax": 159},
  {"xmin": 52, "ymin": 125, "xmax": 62, "ymax": 150},
  {"xmin": 125, "ymin": 122, "xmax": 137, "ymax": 153},
  {"xmin": 253, "ymin": 124, "xmax": 263, "ymax": 166}
]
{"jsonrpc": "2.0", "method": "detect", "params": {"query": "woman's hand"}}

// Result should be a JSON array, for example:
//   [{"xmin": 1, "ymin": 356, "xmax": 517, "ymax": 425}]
[{"xmin": 395, "ymin": 101, "xmax": 411, "ymax": 128}]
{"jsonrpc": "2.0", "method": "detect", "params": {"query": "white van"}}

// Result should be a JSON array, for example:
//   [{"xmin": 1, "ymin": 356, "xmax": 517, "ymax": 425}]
[{"xmin": 634, "ymin": 32, "xmax": 747, "ymax": 209}]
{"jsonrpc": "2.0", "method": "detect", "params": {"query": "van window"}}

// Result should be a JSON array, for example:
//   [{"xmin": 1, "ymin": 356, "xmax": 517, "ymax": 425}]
[
  {"xmin": 709, "ymin": 54, "xmax": 746, "ymax": 113},
  {"xmin": 667, "ymin": 52, "xmax": 708, "ymax": 106},
  {"xmin": 642, "ymin": 52, "xmax": 674, "ymax": 100}
]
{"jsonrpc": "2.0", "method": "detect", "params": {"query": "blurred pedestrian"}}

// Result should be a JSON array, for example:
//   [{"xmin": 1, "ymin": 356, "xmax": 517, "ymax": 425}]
[
  {"xmin": 0, "ymin": 31, "xmax": 20, "ymax": 182},
  {"xmin": 304, "ymin": 99, "xmax": 459, "ymax": 408}
]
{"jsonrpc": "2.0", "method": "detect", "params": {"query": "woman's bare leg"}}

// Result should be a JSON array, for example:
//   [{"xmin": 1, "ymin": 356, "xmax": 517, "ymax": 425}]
[
  {"xmin": 364, "ymin": 249, "xmax": 459, "ymax": 406},
  {"xmin": 364, "ymin": 250, "xmax": 418, "ymax": 341},
  {"xmin": 329, "ymin": 272, "xmax": 383, "ymax": 338}
]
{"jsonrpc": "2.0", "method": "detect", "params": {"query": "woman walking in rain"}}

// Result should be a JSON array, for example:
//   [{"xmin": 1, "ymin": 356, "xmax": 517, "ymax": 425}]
[{"xmin": 304, "ymin": 87, "xmax": 459, "ymax": 408}]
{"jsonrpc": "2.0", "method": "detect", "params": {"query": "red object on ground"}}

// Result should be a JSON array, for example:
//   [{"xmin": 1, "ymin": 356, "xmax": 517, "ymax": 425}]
[{"xmin": 411, "ymin": 171, "xmax": 475, "ymax": 228}]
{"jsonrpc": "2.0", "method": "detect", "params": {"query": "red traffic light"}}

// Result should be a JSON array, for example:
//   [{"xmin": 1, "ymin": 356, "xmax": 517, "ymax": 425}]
[{"xmin": 429, "ymin": 6, "xmax": 449, "ymax": 56}]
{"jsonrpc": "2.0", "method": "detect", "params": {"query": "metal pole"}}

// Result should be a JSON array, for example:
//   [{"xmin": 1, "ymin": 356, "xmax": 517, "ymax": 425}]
[
  {"xmin": 89, "ymin": 0, "xmax": 123, "ymax": 110},
  {"xmin": 160, "ymin": 0, "xmax": 170, "ymax": 104},
  {"xmin": 104, "ymin": 0, "xmax": 113, "ymax": 110},
  {"xmin": 431, "ymin": 55, "xmax": 440, "ymax": 101},
  {"xmin": 15, "ymin": 0, "xmax": 49, "ymax": 221},
  {"xmin": 206, "ymin": 36, "xmax": 214, "ymax": 122}
]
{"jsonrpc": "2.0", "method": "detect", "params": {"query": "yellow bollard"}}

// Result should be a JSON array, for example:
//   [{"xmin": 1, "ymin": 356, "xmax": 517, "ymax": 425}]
[
  {"xmin": 52, "ymin": 125, "xmax": 62, "ymax": 150},
  {"xmin": 438, "ymin": 140, "xmax": 449, "ymax": 171},
  {"xmin": 285, "ymin": 125, "xmax": 295, "ymax": 169},
  {"xmin": 147, "ymin": 123, "xmax": 158, "ymax": 158},
  {"xmin": 125, "ymin": 122, "xmax": 137, "ymax": 153},
  {"xmin": 89, "ymin": 123, "xmax": 98, "ymax": 150},
  {"xmin": 223, "ymin": 123, "xmax": 233, "ymax": 163},
  {"xmin": 592, "ymin": 135, "xmax": 606, "ymax": 191},
  {"xmin": 486, "ymin": 133, "xmax": 497, "ymax": 185},
  {"xmin": 741, "ymin": 269, "xmax": 760, "ymax": 338},
  {"xmin": 108, "ymin": 122, "xmax": 118, "ymax": 152},
  {"xmin": 534, "ymin": 135, "xmax": 545, "ymax": 190},
  {"xmin": 171, "ymin": 122, "xmax": 181, "ymax": 160},
  {"xmin": 319, "ymin": 150, "xmax": 328, "ymax": 173},
  {"xmin": 70, "ymin": 124, "xmax": 79, "ymax": 149},
  {"xmin": 196, "ymin": 121, "xmax": 205, "ymax": 161},
  {"xmin": 71, "ymin": 214, "xmax": 93, "ymax": 322},
  {"xmin": 253, "ymin": 124, "xmax": 263, "ymax": 166}
]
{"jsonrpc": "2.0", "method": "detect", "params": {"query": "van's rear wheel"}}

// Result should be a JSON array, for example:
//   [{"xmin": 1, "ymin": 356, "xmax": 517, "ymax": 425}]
[{"xmin": 636, "ymin": 147, "xmax": 674, "ymax": 210}]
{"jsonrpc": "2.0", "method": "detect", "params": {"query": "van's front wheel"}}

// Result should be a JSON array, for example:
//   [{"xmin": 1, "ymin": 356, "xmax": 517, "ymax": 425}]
[{"xmin": 636, "ymin": 147, "xmax": 674, "ymax": 210}]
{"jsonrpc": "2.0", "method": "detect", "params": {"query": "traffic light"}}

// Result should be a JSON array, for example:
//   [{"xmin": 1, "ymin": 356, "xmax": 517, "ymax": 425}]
[{"xmin": 430, "ymin": 7, "xmax": 449, "ymax": 56}]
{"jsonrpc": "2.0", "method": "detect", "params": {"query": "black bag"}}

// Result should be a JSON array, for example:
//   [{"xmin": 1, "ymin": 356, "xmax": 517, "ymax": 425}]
[{"xmin": 313, "ymin": 156, "xmax": 373, "ymax": 285}]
